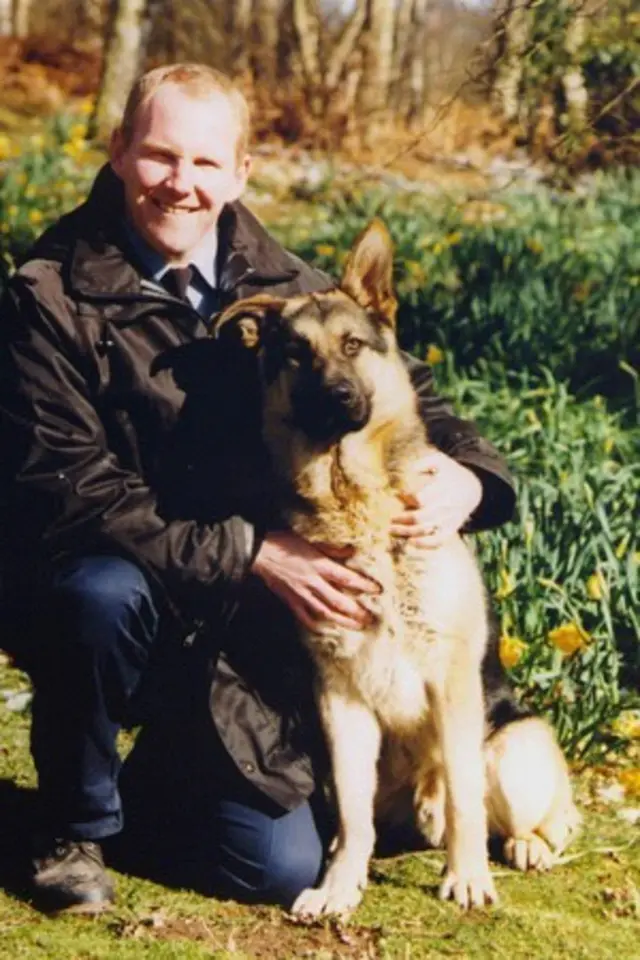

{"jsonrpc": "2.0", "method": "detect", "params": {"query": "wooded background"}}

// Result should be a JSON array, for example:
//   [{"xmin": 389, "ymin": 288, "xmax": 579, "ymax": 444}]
[{"xmin": 0, "ymin": 1, "xmax": 638, "ymax": 164}]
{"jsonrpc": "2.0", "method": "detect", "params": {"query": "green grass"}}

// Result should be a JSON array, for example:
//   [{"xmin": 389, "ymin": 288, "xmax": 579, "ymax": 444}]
[{"xmin": 1, "ymin": 658, "xmax": 639, "ymax": 959}]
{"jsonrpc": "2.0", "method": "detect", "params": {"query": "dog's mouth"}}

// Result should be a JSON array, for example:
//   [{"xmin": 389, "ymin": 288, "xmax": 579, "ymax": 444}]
[{"xmin": 291, "ymin": 381, "xmax": 372, "ymax": 445}]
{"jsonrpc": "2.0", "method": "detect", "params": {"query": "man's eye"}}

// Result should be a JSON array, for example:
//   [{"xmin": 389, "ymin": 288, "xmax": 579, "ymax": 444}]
[{"xmin": 343, "ymin": 336, "xmax": 364, "ymax": 357}]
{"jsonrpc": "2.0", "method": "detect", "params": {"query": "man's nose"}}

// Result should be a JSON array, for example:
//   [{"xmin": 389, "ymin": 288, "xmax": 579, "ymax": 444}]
[{"xmin": 165, "ymin": 159, "xmax": 194, "ymax": 193}]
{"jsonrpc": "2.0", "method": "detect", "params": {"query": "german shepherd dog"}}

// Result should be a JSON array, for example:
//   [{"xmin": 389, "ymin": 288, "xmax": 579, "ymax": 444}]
[{"xmin": 212, "ymin": 221, "xmax": 579, "ymax": 917}]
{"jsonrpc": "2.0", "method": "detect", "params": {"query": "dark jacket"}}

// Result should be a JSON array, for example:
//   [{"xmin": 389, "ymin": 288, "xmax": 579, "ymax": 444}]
[{"xmin": 0, "ymin": 164, "xmax": 515, "ymax": 808}]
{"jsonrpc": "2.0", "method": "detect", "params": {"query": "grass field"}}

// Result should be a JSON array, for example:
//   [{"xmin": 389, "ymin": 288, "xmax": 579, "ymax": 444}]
[{"xmin": 1, "ymin": 656, "xmax": 639, "ymax": 959}]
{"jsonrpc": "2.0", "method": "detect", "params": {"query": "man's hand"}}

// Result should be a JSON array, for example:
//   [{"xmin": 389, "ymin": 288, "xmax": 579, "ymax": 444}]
[
  {"xmin": 252, "ymin": 531, "xmax": 380, "ymax": 632},
  {"xmin": 391, "ymin": 450, "xmax": 482, "ymax": 549}
]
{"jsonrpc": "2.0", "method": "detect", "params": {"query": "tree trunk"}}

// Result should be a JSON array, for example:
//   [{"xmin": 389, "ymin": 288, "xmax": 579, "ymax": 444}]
[
  {"xmin": 290, "ymin": 0, "xmax": 324, "ymax": 113},
  {"xmin": 492, "ymin": 0, "xmax": 533, "ymax": 124},
  {"xmin": 228, "ymin": 0, "xmax": 253, "ymax": 77},
  {"xmin": 325, "ymin": 0, "xmax": 366, "ymax": 92},
  {"xmin": 406, "ymin": 0, "xmax": 429, "ymax": 129},
  {"xmin": 89, "ymin": 0, "xmax": 147, "ymax": 142},
  {"xmin": 391, "ymin": 0, "xmax": 414, "ymax": 112},
  {"xmin": 0, "ymin": 0, "xmax": 12, "ymax": 35},
  {"xmin": 252, "ymin": 0, "xmax": 280, "ymax": 85},
  {"xmin": 357, "ymin": 0, "xmax": 395, "ymax": 142},
  {"xmin": 11, "ymin": 0, "xmax": 33, "ymax": 36},
  {"xmin": 561, "ymin": 0, "xmax": 588, "ymax": 132}
]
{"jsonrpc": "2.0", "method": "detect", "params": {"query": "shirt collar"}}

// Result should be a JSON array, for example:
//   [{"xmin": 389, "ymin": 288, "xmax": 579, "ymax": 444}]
[{"xmin": 123, "ymin": 219, "xmax": 218, "ymax": 289}]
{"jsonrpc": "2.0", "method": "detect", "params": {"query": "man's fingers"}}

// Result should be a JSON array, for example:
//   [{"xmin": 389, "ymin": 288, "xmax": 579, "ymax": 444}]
[
  {"xmin": 320, "ymin": 559, "xmax": 381, "ymax": 595},
  {"xmin": 285, "ymin": 584, "xmax": 372, "ymax": 632},
  {"xmin": 309, "ymin": 577, "xmax": 374, "ymax": 623},
  {"xmin": 316, "ymin": 542, "xmax": 357, "ymax": 561}
]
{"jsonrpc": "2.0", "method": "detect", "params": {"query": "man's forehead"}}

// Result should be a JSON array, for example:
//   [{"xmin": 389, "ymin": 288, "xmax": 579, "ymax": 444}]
[{"xmin": 132, "ymin": 85, "xmax": 241, "ymax": 143}]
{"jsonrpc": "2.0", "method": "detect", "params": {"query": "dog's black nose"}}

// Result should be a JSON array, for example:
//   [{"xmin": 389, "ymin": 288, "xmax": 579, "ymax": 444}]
[{"xmin": 332, "ymin": 380, "xmax": 357, "ymax": 406}]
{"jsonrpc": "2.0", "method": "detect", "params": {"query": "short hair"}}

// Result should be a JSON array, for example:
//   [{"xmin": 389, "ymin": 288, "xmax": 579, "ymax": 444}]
[{"xmin": 119, "ymin": 63, "xmax": 251, "ymax": 161}]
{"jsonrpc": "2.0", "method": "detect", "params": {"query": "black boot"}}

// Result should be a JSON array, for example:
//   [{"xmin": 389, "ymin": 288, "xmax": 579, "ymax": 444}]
[{"xmin": 30, "ymin": 838, "xmax": 115, "ymax": 914}]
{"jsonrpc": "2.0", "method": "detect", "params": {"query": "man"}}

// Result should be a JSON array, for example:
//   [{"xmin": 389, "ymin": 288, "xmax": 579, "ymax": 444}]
[{"xmin": 0, "ymin": 63, "xmax": 515, "ymax": 914}]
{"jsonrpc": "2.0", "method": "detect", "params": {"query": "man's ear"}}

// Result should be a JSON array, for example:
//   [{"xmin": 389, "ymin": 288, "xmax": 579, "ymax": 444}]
[
  {"xmin": 108, "ymin": 127, "xmax": 126, "ymax": 178},
  {"xmin": 213, "ymin": 294, "xmax": 286, "ymax": 349},
  {"xmin": 340, "ymin": 219, "xmax": 397, "ymax": 327}
]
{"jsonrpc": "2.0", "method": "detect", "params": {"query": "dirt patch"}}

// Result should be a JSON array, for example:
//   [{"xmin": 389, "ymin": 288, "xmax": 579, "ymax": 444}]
[{"xmin": 108, "ymin": 906, "xmax": 382, "ymax": 958}]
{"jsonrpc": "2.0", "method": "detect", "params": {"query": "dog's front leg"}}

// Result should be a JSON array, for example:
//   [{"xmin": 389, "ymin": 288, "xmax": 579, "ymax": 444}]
[
  {"xmin": 291, "ymin": 688, "xmax": 381, "ymax": 919},
  {"xmin": 431, "ymin": 663, "xmax": 498, "ymax": 909}
]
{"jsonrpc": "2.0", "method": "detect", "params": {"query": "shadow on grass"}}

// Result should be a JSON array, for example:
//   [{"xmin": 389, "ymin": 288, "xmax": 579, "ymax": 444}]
[{"xmin": 0, "ymin": 778, "xmax": 35, "ymax": 901}]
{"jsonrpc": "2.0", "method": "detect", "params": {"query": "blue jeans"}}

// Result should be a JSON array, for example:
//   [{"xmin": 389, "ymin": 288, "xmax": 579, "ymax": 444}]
[{"xmin": 17, "ymin": 554, "xmax": 324, "ymax": 906}]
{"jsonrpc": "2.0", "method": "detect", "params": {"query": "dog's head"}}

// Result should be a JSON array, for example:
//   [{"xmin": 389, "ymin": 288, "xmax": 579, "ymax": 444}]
[{"xmin": 214, "ymin": 219, "xmax": 402, "ymax": 448}]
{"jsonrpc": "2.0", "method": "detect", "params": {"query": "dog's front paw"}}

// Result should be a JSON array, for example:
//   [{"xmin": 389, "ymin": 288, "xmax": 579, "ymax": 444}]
[
  {"xmin": 439, "ymin": 866, "xmax": 498, "ymax": 909},
  {"xmin": 503, "ymin": 834, "xmax": 555, "ymax": 872},
  {"xmin": 290, "ymin": 859, "xmax": 367, "ymax": 920}
]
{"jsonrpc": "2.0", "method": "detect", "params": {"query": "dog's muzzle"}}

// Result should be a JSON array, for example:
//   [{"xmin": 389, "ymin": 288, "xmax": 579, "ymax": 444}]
[{"xmin": 292, "ymin": 378, "xmax": 372, "ymax": 445}]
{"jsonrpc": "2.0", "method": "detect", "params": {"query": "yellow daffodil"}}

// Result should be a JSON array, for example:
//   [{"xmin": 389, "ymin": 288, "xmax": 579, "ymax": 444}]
[
  {"xmin": 405, "ymin": 260, "xmax": 425, "ymax": 281},
  {"xmin": 615, "ymin": 535, "xmax": 630, "ymax": 559},
  {"xmin": 432, "ymin": 242, "xmax": 443, "ymax": 256},
  {"xmin": 499, "ymin": 634, "xmax": 526, "ymax": 669},
  {"xmin": 496, "ymin": 568, "xmax": 515, "ymax": 600},
  {"xmin": 315, "ymin": 244, "xmax": 335, "ymax": 257},
  {"xmin": 586, "ymin": 570, "xmax": 608, "ymax": 601},
  {"xmin": 0, "ymin": 133, "xmax": 14, "ymax": 159},
  {"xmin": 445, "ymin": 231, "xmax": 462, "ymax": 246},
  {"xmin": 604, "ymin": 436, "xmax": 614, "ymax": 454},
  {"xmin": 618, "ymin": 768, "xmax": 640, "ymax": 798},
  {"xmin": 28, "ymin": 209, "xmax": 44, "ymax": 224},
  {"xmin": 425, "ymin": 344, "xmax": 444, "ymax": 365},
  {"xmin": 69, "ymin": 124, "xmax": 87, "ymax": 141},
  {"xmin": 526, "ymin": 238, "xmax": 543, "ymax": 255},
  {"xmin": 77, "ymin": 97, "xmax": 94, "ymax": 115},
  {"xmin": 612, "ymin": 711, "xmax": 640, "ymax": 741},
  {"xmin": 548, "ymin": 622, "xmax": 590, "ymax": 656},
  {"xmin": 572, "ymin": 282, "xmax": 591, "ymax": 302},
  {"xmin": 29, "ymin": 133, "xmax": 45, "ymax": 150}
]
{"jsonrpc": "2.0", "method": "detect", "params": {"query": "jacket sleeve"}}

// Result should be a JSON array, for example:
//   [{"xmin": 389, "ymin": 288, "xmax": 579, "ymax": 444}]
[
  {"xmin": 402, "ymin": 352, "xmax": 516, "ymax": 531},
  {"xmin": 0, "ymin": 274, "xmax": 261, "ymax": 626}
]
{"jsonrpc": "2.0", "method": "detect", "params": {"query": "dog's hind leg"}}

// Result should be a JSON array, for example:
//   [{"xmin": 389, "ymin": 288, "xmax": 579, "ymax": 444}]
[
  {"xmin": 485, "ymin": 716, "xmax": 580, "ymax": 872},
  {"xmin": 291, "ymin": 688, "xmax": 381, "ymax": 919},
  {"xmin": 431, "ymin": 653, "xmax": 498, "ymax": 909}
]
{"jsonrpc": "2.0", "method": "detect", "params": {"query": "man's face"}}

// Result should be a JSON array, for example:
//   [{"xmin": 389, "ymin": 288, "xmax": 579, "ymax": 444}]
[{"xmin": 110, "ymin": 84, "xmax": 251, "ymax": 265}]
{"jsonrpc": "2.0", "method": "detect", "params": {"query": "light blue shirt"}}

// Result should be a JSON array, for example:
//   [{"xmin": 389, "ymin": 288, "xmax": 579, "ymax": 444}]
[{"xmin": 125, "ymin": 221, "xmax": 219, "ymax": 318}]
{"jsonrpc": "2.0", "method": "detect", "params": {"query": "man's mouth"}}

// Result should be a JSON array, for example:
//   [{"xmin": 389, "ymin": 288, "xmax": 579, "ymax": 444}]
[{"xmin": 150, "ymin": 197, "xmax": 199, "ymax": 214}]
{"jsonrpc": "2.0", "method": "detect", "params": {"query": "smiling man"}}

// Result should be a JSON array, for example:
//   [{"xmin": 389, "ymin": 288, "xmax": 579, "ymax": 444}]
[{"xmin": 0, "ymin": 64, "xmax": 515, "ymax": 914}]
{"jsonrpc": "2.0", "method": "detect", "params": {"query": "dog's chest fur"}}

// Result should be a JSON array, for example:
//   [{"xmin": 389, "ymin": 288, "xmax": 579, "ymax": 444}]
[{"xmin": 269, "ymin": 409, "xmax": 484, "ymax": 740}]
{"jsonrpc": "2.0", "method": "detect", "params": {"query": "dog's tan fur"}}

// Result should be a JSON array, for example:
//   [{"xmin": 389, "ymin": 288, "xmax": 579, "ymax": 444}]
[{"xmin": 214, "ymin": 221, "xmax": 579, "ymax": 916}]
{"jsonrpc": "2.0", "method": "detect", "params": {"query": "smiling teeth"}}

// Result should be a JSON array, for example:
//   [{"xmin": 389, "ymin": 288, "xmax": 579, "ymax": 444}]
[{"xmin": 154, "ymin": 201, "xmax": 195, "ymax": 213}]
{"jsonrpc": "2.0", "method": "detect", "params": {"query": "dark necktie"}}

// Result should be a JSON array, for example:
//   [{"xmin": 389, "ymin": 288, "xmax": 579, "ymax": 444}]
[{"xmin": 162, "ymin": 266, "xmax": 193, "ymax": 302}]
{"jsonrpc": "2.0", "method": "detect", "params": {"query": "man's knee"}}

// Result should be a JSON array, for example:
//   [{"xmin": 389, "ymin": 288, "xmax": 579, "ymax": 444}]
[
  {"xmin": 264, "ymin": 827, "xmax": 323, "ymax": 906},
  {"xmin": 52, "ymin": 555, "xmax": 158, "ymax": 652},
  {"xmin": 214, "ymin": 798, "xmax": 324, "ymax": 907}
]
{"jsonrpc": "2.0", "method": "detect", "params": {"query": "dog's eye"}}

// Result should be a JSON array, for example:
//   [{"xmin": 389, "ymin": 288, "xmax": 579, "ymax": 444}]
[{"xmin": 343, "ymin": 336, "xmax": 365, "ymax": 358}]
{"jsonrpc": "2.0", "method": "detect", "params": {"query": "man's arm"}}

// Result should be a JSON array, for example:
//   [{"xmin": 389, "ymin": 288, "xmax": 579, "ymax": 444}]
[
  {"xmin": 403, "ymin": 352, "xmax": 516, "ymax": 531},
  {"xmin": 0, "ymin": 276, "xmax": 258, "ymax": 625}
]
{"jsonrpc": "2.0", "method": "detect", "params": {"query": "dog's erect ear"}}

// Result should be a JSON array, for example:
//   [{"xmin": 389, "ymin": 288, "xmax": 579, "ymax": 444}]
[
  {"xmin": 213, "ymin": 294, "xmax": 287, "ymax": 349},
  {"xmin": 340, "ymin": 219, "xmax": 397, "ymax": 327}
]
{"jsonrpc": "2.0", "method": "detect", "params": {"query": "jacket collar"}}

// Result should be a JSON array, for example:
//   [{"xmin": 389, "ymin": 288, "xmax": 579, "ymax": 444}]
[{"xmin": 64, "ymin": 164, "xmax": 298, "ymax": 304}]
